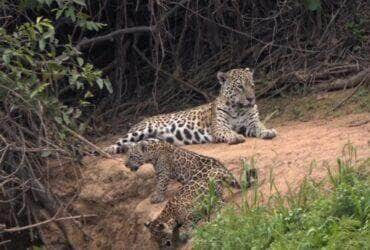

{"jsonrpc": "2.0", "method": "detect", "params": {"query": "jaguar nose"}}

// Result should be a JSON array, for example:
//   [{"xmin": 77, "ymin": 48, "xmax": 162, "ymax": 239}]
[
  {"xmin": 126, "ymin": 162, "xmax": 139, "ymax": 171},
  {"xmin": 247, "ymin": 97, "xmax": 254, "ymax": 102},
  {"xmin": 130, "ymin": 165, "xmax": 139, "ymax": 171}
]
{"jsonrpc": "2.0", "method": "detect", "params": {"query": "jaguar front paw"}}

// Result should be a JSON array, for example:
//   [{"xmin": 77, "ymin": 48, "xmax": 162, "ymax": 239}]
[
  {"xmin": 227, "ymin": 134, "xmax": 245, "ymax": 145},
  {"xmin": 260, "ymin": 128, "xmax": 277, "ymax": 139}
]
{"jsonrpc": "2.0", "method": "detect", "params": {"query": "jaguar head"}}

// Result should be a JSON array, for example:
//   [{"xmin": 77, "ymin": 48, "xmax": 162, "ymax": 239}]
[{"xmin": 217, "ymin": 67, "xmax": 256, "ymax": 108}]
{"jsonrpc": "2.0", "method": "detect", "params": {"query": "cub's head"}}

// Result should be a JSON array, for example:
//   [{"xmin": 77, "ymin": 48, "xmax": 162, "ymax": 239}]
[
  {"xmin": 217, "ymin": 67, "xmax": 256, "ymax": 108},
  {"xmin": 145, "ymin": 218, "xmax": 177, "ymax": 249},
  {"xmin": 125, "ymin": 139, "xmax": 161, "ymax": 171}
]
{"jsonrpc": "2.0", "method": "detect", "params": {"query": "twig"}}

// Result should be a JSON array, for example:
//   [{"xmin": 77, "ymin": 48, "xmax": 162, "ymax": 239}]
[
  {"xmin": 0, "ymin": 240, "xmax": 11, "ymax": 246},
  {"xmin": 133, "ymin": 45, "xmax": 210, "ymax": 101},
  {"xmin": 76, "ymin": 26, "xmax": 153, "ymax": 50},
  {"xmin": 61, "ymin": 125, "xmax": 111, "ymax": 158},
  {"xmin": 1, "ymin": 214, "xmax": 96, "ymax": 233},
  {"xmin": 348, "ymin": 120, "xmax": 369, "ymax": 127},
  {"xmin": 332, "ymin": 77, "xmax": 367, "ymax": 111}
]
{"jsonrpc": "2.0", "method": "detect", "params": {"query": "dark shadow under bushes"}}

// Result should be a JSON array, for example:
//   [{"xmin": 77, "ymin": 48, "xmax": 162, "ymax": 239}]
[{"xmin": 76, "ymin": 0, "xmax": 370, "ymax": 129}]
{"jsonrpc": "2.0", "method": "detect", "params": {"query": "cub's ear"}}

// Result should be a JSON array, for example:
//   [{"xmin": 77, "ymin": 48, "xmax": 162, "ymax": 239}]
[
  {"xmin": 244, "ymin": 67, "xmax": 254, "ymax": 76},
  {"xmin": 157, "ymin": 223, "xmax": 165, "ymax": 230},
  {"xmin": 144, "ymin": 221, "xmax": 151, "ymax": 228},
  {"xmin": 217, "ymin": 71, "xmax": 228, "ymax": 85},
  {"xmin": 139, "ymin": 141, "xmax": 149, "ymax": 152}
]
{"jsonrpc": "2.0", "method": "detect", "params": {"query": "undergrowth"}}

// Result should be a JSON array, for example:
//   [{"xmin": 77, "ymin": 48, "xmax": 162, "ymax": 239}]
[{"xmin": 194, "ymin": 144, "xmax": 370, "ymax": 249}]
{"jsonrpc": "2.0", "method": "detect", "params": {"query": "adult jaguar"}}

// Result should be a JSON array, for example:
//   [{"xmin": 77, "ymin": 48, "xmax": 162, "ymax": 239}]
[{"xmin": 102, "ymin": 67, "xmax": 276, "ymax": 154}]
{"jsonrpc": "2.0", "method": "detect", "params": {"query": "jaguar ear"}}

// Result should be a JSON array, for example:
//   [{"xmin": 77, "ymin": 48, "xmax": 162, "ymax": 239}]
[
  {"xmin": 144, "ymin": 221, "xmax": 150, "ymax": 228},
  {"xmin": 217, "ymin": 71, "xmax": 227, "ymax": 85},
  {"xmin": 120, "ymin": 144, "xmax": 130, "ymax": 153}
]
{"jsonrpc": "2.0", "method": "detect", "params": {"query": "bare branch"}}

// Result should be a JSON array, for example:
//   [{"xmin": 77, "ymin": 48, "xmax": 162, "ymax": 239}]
[
  {"xmin": 76, "ymin": 26, "xmax": 153, "ymax": 50},
  {"xmin": 1, "ymin": 214, "xmax": 96, "ymax": 233}
]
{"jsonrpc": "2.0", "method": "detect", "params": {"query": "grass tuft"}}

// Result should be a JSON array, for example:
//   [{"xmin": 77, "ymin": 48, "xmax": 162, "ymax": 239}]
[{"xmin": 194, "ymin": 145, "xmax": 370, "ymax": 250}]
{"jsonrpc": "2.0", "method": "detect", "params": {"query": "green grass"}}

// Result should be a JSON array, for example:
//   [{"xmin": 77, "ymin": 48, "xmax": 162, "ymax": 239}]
[{"xmin": 194, "ymin": 146, "xmax": 370, "ymax": 250}]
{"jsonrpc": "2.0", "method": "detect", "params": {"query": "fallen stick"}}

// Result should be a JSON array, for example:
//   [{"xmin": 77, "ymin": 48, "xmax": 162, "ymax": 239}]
[
  {"xmin": 1, "ymin": 214, "xmax": 96, "ymax": 233},
  {"xmin": 313, "ymin": 67, "xmax": 370, "ymax": 92}
]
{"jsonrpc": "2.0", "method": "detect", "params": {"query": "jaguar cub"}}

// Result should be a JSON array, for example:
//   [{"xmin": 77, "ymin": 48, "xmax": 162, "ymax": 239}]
[
  {"xmin": 125, "ymin": 140, "xmax": 257, "ymax": 248},
  {"xmin": 125, "ymin": 139, "xmax": 241, "ymax": 204},
  {"xmin": 144, "ymin": 179, "xmax": 218, "ymax": 249},
  {"xmin": 102, "ymin": 67, "xmax": 276, "ymax": 155}
]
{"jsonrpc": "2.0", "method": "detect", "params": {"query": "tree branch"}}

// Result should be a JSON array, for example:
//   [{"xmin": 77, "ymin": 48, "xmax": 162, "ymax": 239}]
[
  {"xmin": 76, "ymin": 26, "xmax": 153, "ymax": 50},
  {"xmin": 75, "ymin": 0, "xmax": 191, "ymax": 51}
]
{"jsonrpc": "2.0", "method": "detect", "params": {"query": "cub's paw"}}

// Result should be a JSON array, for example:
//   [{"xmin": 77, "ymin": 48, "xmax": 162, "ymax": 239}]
[
  {"xmin": 245, "ymin": 168, "xmax": 258, "ymax": 188},
  {"xmin": 179, "ymin": 232, "xmax": 190, "ymax": 243},
  {"xmin": 260, "ymin": 129, "xmax": 277, "ymax": 139},
  {"xmin": 104, "ymin": 145, "xmax": 119, "ymax": 154},
  {"xmin": 227, "ymin": 134, "xmax": 246, "ymax": 145},
  {"xmin": 150, "ymin": 193, "xmax": 166, "ymax": 204}
]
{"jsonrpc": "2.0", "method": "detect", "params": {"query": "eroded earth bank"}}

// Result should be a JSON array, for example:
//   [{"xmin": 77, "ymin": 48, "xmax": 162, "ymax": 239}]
[{"xmin": 43, "ymin": 107, "xmax": 370, "ymax": 250}]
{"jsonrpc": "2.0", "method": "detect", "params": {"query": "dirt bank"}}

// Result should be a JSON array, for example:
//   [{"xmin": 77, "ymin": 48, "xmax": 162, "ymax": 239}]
[{"xmin": 46, "ymin": 112, "xmax": 369, "ymax": 249}]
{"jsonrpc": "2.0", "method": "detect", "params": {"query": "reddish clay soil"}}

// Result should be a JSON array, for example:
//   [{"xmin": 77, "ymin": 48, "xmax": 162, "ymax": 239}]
[{"xmin": 47, "ymin": 112, "xmax": 370, "ymax": 250}]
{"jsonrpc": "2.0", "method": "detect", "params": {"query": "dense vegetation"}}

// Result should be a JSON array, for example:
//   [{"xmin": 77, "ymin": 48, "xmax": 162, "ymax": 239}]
[
  {"xmin": 194, "ymin": 146, "xmax": 370, "ymax": 249},
  {"xmin": 0, "ymin": 0, "xmax": 369, "ymax": 248}
]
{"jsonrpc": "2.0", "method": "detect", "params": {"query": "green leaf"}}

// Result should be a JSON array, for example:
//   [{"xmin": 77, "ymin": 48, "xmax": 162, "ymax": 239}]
[
  {"xmin": 84, "ymin": 91, "xmax": 94, "ymax": 98},
  {"xmin": 104, "ymin": 79, "xmax": 113, "ymax": 93},
  {"xmin": 96, "ymin": 78, "xmax": 104, "ymax": 89},
  {"xmin": 73, "ymin": 108, "xmax": 82, "ymax": 118},
  {"xmin": 36, "ymin": 16, "xmax": 43, "ymax": 24},
  {"xmin": 39, "ymin": 39, "xmax": 46, "ymax": 51},
  {"xmin": 55, "ymin": 9, "xmax": 64, "ymax": 20},
  {"xmin": 30, "ymin": 83, "xmax": 49, "ymax": 98},
  {"xmin": 65, "ymin": 6, "xmax": 76, "ymax": 22},
  {"xmin": 62, "ymin": 112, "xmax": 71, "ymax": 125},
  {"xmin": 55, "ymin": 116, "xmax": 63, "ymax": 124},
  {"xmin": 77, "ymin": 57, "xmax": 84, "ymax": 66},
  {"xmin": 41, "ymin": 150, "xmax": 51, "ymax": 157},
  {"xmin": 73, "ymin": 0, "xmax": 86, "ymax": 7},
  {"xmin": 2, "ymin": 53, "xmax": 10, "ymax": 65},
  {"xmin": 75, "ymin": 81, "xmax": 83, "ymax": 89},
  {"xmin": 304, "ymin": 0, "xmax": 321, "ymax": 11}
]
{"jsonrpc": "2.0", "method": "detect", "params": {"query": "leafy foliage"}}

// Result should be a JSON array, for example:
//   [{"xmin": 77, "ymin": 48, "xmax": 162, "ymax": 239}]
[
  {"xmin": 0, "ymin": 16, "xmax": 111, "ymax": 131},
  {"xmin": 0, "ymin": 2, "xmax": 111, "ymax": 247},
  {"xmin": 303, "ymin": 0, "xmax": 322, "ymax": 11}
]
